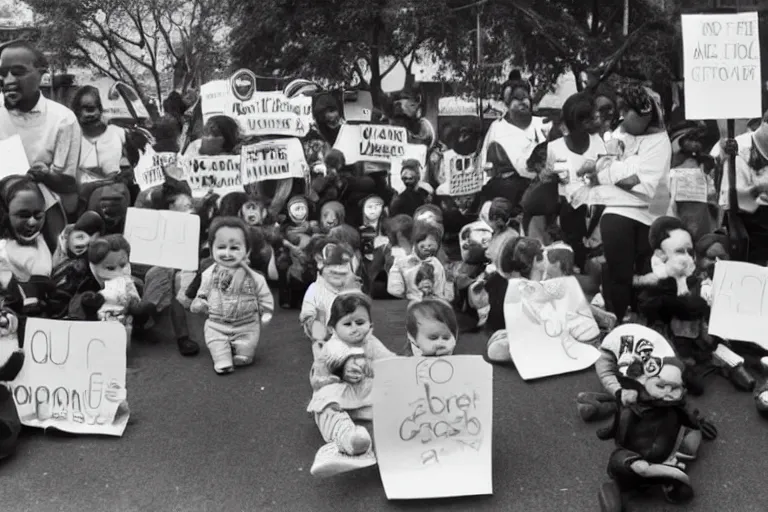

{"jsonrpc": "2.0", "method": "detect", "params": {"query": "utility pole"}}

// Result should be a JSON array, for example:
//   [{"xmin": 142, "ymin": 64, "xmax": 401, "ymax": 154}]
[{"xmin": 477, "ymin": 8, "xmax": 483, "ymax": 123}]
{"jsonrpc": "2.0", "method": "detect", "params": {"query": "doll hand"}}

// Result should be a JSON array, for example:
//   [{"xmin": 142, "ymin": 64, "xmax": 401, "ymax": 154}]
[
  {"xmin": 190, "ymin": 298, "xmax": 209, "ymax": 315},
  {"xmin": 261, "ymin": 312, "xmax": 272, "ymax": 325},
  {"xmin": 310, "ymin": 321, "xmax": 328, "ymax": 341},
  {"xmin": 342, "ymin": 358, "xmax": 365, "ymax": 384},
  {"xmin": 104, "ymin": 380, "xmax": 127, "ymax": 402},
  {"xmin": 693, "ymin": 409, "xmax": 718, "ymax": 440},
  {"xmin": 620, "ymin": 389, "xmax": 638, "ymax": 406}
]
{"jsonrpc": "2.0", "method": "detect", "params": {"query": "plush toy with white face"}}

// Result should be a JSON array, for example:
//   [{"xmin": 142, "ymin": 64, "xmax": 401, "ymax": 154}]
[{"xmin": 362, "ymin": 196, "xmax": 384, "ymax": 225}]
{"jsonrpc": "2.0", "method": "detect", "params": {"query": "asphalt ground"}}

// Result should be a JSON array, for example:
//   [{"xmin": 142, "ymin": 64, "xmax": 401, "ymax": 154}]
[{"xmin": 3, "ymin": 299, "xmax": 767, "ymax": 512}]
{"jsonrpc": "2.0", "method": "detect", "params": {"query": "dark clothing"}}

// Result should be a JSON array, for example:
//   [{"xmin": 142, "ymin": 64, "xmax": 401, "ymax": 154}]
[
  {"xmin": 600, "ymin": 214, "xmax": 652, "ymax": 320},
  {"xmin": 738, "ymin": 206, "xmax": 768, "ymax": 265},
  {"xmin": 472, "ymin": 175, "xmax": 531, "ymax": 215},
  {"xmin": 390, "ymin": 188, "xmax": 429, "ymax": 218},
  {"xmin": 485, "ymin": 273, "xmax": 508, "ymax": 333},
  {"xmin": 637, "ymin": 277, "xmax": 709, "ymax": 327},
  {"xmin": 559, "ymin": 201, "xmax": 588, "ymax": 271}
]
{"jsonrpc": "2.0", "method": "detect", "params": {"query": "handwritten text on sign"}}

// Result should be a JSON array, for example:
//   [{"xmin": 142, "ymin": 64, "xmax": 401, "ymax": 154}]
[
  {"xmin": 123, "ymin": 208, "xmax": 200, "ymax": 271},
  {"xmin": 10, "ymin": 319, "xmax": 129, "ymax": 436},
  {"xmin": 682, "ymin": 12, "xmax": 762, "ymax": 120},
  {"xmin": 180, "ymin": 155, "xmax": 243, "ymax": 197},
  {"xmin": 333, "ymin": 124, "xmax": 408, "ymax": 164},
  {"xmin": 240, "ymin": 138, "xmax": 309, "ymax": 184},
  {"xmin": 709, "ymin": 261, "xmax": 768, "ymax": 350},
  {"xmin": 372, "ymin": 356, "xmax": 493, "ymax": 500},
  {"xmin": 133, "ymin": 147, "xmax": 166, "ymax": 191}
]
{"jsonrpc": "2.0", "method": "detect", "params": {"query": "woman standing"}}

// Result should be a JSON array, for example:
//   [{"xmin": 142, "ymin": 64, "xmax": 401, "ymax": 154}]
[
  {"xmin": 72, "ymin": 86, "xmax": 129, "ymax": 185},
  {"xmin": 583, "ymin": 85, "xmax": 672, "ymax": 322}
]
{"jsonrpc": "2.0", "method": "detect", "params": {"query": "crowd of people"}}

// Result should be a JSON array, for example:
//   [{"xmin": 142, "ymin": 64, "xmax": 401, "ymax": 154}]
[{"xmin": 1, "ymin": 38, "xmax": 768, "ymax": 510}]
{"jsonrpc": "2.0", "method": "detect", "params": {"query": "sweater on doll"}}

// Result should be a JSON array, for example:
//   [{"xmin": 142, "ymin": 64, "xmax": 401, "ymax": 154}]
[
  {"xmin": 387, "ymin": 253, "xmax": 448, "ymax": 301},
  {"xmin": 299, "ymin": 275, "xmax": 362, "ymax": 339},
  {"xmin": 307, "ymin": 333, "xmax": 394, "ymax": 413},
  {"xmin": 196, "ymin": 265, "xmax": 274, "ymax": 326}
]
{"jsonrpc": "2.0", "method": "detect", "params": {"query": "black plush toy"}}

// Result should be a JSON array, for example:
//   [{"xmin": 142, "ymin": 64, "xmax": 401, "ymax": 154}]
[{"xmin": 0, "ymin": 308, "xmax": 24, "ymax": 461}]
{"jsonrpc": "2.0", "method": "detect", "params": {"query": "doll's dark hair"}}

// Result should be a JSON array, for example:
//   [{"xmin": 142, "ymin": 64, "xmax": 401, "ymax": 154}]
[
  {"xmin": 499, "ymin": 236, "xmax": 544, "ymax": 278},
  {"xmin": 152, "ymin": 115, "xmax": 182, "ymax": 153},
  {"xmin": 324, "ymin": 149, "xmax": 346, "ymax": 170},
  {"xmin": 385, "ymin": 214, "xmax": 414, "ymax": 246},
  {"xmin": 329, "ymin": 224, "xmax": 360, "ymax": 250},
  {"xmin": 202, "ymin": 115, "xmax": 241, "ymax": 155},
  {"xmin": 500, "ymin": 70, "xmax": 531, "ymax": 102},
  {"xmin": 411, "ymin": 221, "xmax": 443, "ymax": 247},
  {"xmin": 414, "ymin": 262, "xmax": 435, "ymax": 285},
  {"xmin": 488, "ymin": 198, "xmax": 515, "ymax": 226},
  {"xmin": 545, "ymin": 243, "xmax": 575, "ymax": 276},
  {"xmin": 219, "ymin": 192, "xmax": 266, "ymax": 219},
  {"xmin": 153, "ymin": 178, "xmax": 192, "ymax": 210},
  {"xmin": 328, "ymin": 291, "xmax": 372, "ymax": 328},
  {"xmin": 561, "ymin": 92, "xmax": 595, "ymax": 134},
  {"xmin": 88, "ymin": 234, "xmax": 131, "ymax": 264},
  {"xmin": 405, "ymin": 299, "xmax": 459, "ymax": 341},
  {"xmin": 0, "ymin": 176, "xmax": 46, "ymax": 241},
  {"xmin": 648, "ymin": 215, "xmax": 689, "ymax": 251},
  {"xmin": 207, "ymin": 216, "xmax": 252, "ymax": 249},
  {"xmin": 71, "ymin": 85, "xmax": 103, "ymax": 118}
]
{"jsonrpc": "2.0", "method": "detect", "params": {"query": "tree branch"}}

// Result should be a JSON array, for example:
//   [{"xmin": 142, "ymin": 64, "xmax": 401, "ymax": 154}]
[{"xmin": 73, "ymin": 43, "xmax": 120, "ymax": 81}]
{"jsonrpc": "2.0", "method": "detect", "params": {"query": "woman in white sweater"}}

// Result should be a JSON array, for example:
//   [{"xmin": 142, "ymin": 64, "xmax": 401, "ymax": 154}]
[{"xmin": 582, "ymin": 85, "xmax": 672, "ymax": 322}]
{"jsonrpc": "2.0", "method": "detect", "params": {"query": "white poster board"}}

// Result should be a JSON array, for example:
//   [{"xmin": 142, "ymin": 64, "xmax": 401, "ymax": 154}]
[
  {"xmin": 503, "ymin": 276, "xmax": 601, "ymax": 380},
  {"xmin": 670, "ymin": 167, "xmax": 709, "ymax": 203},
  {"xmin": 240, "ymin": 138, "xmax": 309, "ymax": 185},
  {"xmin": 334, "ymin": 124, "xmax": 409, "ymax": 164},
  {"xmin": 372, "ymin": 356, "xmax": 493, "ymax": 500},
  {"xmin": 709, "ymin": 260, "xmax": 768, "ymax": 349},
  {"xmin": 133, "ymin": 147, "xmax": 167, "ymax": 191},
  {"xmin": 123, "ymin": 208, "xmax": 200, "ymax": 271},
  {"xmin": 682, "ymin": 12, "xmax": 762, "ymax": 120},
  {"xmin": 8, "ymin": 319, "xmax": 129, "ymax": 436},
  {"xmin": 180, "ymin": 155, "xmax": 244, "ymax": 197},
  {"xmin": 0, "ymin": 135, "xmax": 31, "ymax": 178}
]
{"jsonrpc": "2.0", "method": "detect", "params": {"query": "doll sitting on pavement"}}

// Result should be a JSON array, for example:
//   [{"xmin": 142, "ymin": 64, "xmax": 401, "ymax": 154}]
[
  {"xmin": 597, "ymin": 356, "xmax": 717, "ymax": 512},
  {"xmin": 190, "ymin": 217, "xmax": 274, "ymax": 374},
  {"xmin": 635, "ymin": 217, "xmax": 753, "ymax": 393},
  {"xmin": 0, "ymin": 307, "xmax": 24, "ymax": 461},
  {"xmin": 402, "ymin": 299, "xmax": 458, "ymax": 357},
  {"xmin": 387, "ymin": 222, "xmax": 448, "ymax": 301},
  {"xmin": 308, "ymin": 292, "xmax": 394, "ymax": 477}
]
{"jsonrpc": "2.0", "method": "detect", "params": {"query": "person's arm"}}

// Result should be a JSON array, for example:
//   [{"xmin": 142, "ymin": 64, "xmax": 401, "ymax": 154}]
[
  {"xmin": 387, "ymin": 258, "xmax": 406, "ymax": 298},
  {"xmin": 596, "ymin": 133, "xmax": 672, "ymax": 197},
  {"xmin": 52, "ymin": 116, "xmax": 82, "ymax": 177},
  {"xmin": 595, "ymin": 349, "xmax": 622, "ymax": 396},
  {"xmin": 476, "ymin": 122, "xmax": 496, "ymax": 172},
  {"xmin": 190, "ymin": 267, "xmax": 213, "ymax": 313}
]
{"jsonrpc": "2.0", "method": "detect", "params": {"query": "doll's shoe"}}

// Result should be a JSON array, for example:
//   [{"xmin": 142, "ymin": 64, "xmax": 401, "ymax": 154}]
[
  {"xmin": 598, "ymin": 481, "xmax": 624, "ymax": 512},
  {"xmin": 760, "ymin": 356, "xmax": 768, "ymax": 374},
  {"xmin": 576, "ymin": 392, "xmax": 617, "ymax": 422},
  {"xmin": 309, "ymin": 441, "xmax": 377, "ymax": 478},
  {"xmin": 177, "ymin": 337, "xmax": 200, "ymax": 357},
  {"xmin": 233, "ymin": 355, "xmax": 254, "ymax": 366},
  {"xmin": 338, "ymin": 425, "xmax": 372, "ymax": 455},
  {"xmin": 726, "ymin": 364, "xmax": 756, "ymax": 392},
  {"xmin": 754, "ymin": 382, "xmax": 768, "ymax": 417},
  {"xmin": 214, "ymin": 364, "xmax": 234, "ymax": 375}
]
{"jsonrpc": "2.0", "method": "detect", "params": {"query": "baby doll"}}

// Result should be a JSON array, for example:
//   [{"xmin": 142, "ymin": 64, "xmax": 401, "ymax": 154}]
[
  {"xmin": 403, "ymin": 298, "xmax": 458, "ymax": 357},
  {"xmin": 390, "ymin": 159, "xmax": 429, "ymax": 217},
  {"xmin": 300, "ymin": 243, "xmax": 362, "ymax": 349},
  {"xmin": 414, "ymin": 263, "xmax": 437, "ymax": 300},
  {"xmin": 636, "ymin": 217, "xmax": 752, "ymax": 392},
  {"xmin": 307, "ymin": 292, "xmax": 394, "ymax": 477},
  {"xmin": 278, "ymin": 196, "xmax": 317, "ymax": 309},
  {"xmin": 387, "ymin": 222, "xmax": 448, "ymax": 301},
  {"xmin": 319, "ymin": 201, "xmax": 346, "ymax": 234},
  {"xmin": 359, "ymin": 195, "xmax": 389, "ymax": 295},
  {"xmin": 52, "ymin": 211, "xmax": 105, "ymax": 269},
  {"xmin": 190, "ymin": 217, "xmax": 274, "ymax": 374},
  {"xmin": 328, "ymin": 225, "xmax": 362, "ymax": 275},
  {"xmin": 384, "ymin": 214, "xmax": 414, "ymax": 272},
  {"xmin": 0, "ymin": 307, "xmax": 23, "ymax": 461},
  {"xmin": 597, "ymin": 356, "xmax": 717, "ymax": 512}
]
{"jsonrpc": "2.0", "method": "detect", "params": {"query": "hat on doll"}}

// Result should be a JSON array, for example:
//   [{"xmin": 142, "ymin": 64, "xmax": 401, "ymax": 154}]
[
  {"xmin": 73, "ymin": 211, "xmax": 105, "ymax": 236},
  {"xmin": 695, "ymin": 232, "xmax": 729, "ymax": 258}
]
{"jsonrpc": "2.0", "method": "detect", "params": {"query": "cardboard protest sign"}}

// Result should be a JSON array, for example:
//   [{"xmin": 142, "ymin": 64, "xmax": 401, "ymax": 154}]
[
  {"xmin": 438, "ymin": 150, "xmax": 482, "ymax": 196},
  {"xmin": 503, "ymin": 276, "xmax": 601, "ymax": 381},
  {"xmin": 333, "ymin": 124, "xmax": 409, "ymax": 164},
  {"xmin": 133, "ymin": 147, "xmax": 166, "ymax": 191},
  {"xmin": 670, "ymin": 167, "xmax": 709, "ymax": 203},
  {"xmin": 123, "ymin": 208, "xmax": 200, "ymax": 271},
  {"xmin": 180, "ymin": 155, "xmax": 244, "ymax": 197},
  {"xmin": 709, "ymin": 261, "xmax": 768, "ymax": 349},
  {"xmin": 0, "ymin": 135, "xmax": 31, "ymax": 178},
  {"xmin": 8, "ymin": 319, "xmax": 129, "ymax": 436},
  {"xmin": 372, "ymin": 356, "xmax": 493, "ymax": 500},
  {"xmin": 682, "ymin": 13, "xmax": 762, "ymax": 120},
  {"xmin": 240, "ymin": 138, "xmax": 309, "ymax": 185}
]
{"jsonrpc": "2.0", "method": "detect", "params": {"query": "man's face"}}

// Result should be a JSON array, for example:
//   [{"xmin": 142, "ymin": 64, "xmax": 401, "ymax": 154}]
[{"xmin": 0, "ymin": 47, "xmax": 43, "ymax": 109}]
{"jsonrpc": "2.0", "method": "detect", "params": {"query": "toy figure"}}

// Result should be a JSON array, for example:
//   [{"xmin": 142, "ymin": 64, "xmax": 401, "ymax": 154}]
[
  {"xmin": 320, "ymin": 201, "xmax": 346, "ymax": 234},
  {"xmin": 414, "ymin": 262, "xmax": 436, "ymax": 300},
  {"xmin": 597, "ymin": 356, "xmax": 717, "ymax": 512},
  {"xmin": 358, "ymin": 195, "xmax": 388, "ymax": 295},
  {"xmin": 390, "ymin": 159, "xmax": 430, "ymax": 217},
  {"xmin": 278, "ymin": 196, "xmax": 317, "ymax": 309},
  {"xmin": 383, "ymin": 214, "xmax": 414, "ymax": 272},
  {"xmin": 52, "ymin": 210, "xmax": 105, "ymax": 269},
  {"xmin": 387, "ymin": 222, "xmax": 448, "ymax": 301},
  {"xmin": 403, "ymin": 299, "xmax": 458, "ymax": 356}
]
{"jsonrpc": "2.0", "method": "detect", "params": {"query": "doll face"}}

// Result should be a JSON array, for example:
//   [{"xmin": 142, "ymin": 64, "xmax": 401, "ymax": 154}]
[
  {"xmin": 8, "ymin": 189, "xmax": 45, "ymax": 244},
  {"xmin": 212, "ymin": 226, "xmax": 249, "ymax": 268},
  {"xmin": 409, "ymin": 312, "xmax": 456, "ymax": 357},
  {"xmin": 363, "ymin": 199, "xmax": 383, "ymax": 223},
  {"xmin": 417, "ymin": 279, "xmax": 434, "ymax": 296},
  {"xmin": 323, "ymin": 263, "xmax": 352, "ymax": 289},
  {"xmin": 415, "ymin": 235, "xmax": 439, "ymax": 259},
  {"xmin": 699, "ymin": 242, "xmax": 729, "ymax": 278},
  {"xmin": 401, "ymin": 169, "xmax": 419, "ymax": 188},
  {"xmin": 93, "ymin": 249, "xmax": 130, "ymax": 281},
  {"xmin": 241, "ymin": 201, "xmax": 265, "ymax": 226},
  {"xmin": 657, "ymin": 229, "xmax": 695, "ymax": 278},
  {"xmin": 289, "ymin": 202, "xmax": 308, "ymax": 223},
  {"xmin": 169, "ymin": 194, "xmax": 194, "ymax": 214},
  {"xmin": 68, "ymin": 229, "xmax": 92, "ymax": 257},
  {"xmin": 333, "ymin": 305, "xmax": 371, "ymax": 345},
  {"xmin": 643, "ymin": 364, "xmax": 685, "ymax": 402},
  {"xmin": 321, "ymin": 209, "xmax": 339, "ymax": 229}
]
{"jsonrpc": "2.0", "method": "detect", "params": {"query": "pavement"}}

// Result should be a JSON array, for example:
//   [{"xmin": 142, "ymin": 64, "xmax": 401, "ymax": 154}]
[{"xmin": 2, "ymin": 298, "xmax": 768, "ymax": 512}]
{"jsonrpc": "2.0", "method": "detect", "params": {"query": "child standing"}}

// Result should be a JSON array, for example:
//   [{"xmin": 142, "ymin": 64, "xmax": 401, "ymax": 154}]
[
  {"xmin": 308, "ymin": 292, "xmax": 394, "ymax": 477},
  {"xmin": 191, "ymin": 217, "xmax": 274, "ymax": 374},
  {"xmin": 403, "ymin": 299, "xmax": 458, "ymax": 356}
]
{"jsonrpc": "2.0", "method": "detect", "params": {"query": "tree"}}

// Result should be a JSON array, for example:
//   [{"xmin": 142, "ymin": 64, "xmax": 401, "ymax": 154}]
[{"xmin": 22, "ymin": 0, "xmax": 231, "ymax": 107}]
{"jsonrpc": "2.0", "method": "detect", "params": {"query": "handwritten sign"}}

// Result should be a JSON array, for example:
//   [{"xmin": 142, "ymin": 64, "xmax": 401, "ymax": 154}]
[
  {"xmin": 180, "ymin": 155, "xmax": 243, "ymax": 197},
  {"xmin": 8, "ymin": 319, "xmax": 129, "ymax": 436},
  {"xmin": 372, "ymin": 356, "xmax": 493, "ymax": 500},
  {"xmin": 0, "ymin": 135, "xmax": 31, "ymax": 178},
  {"xmin": 444, "ymin": 151, "xmax": 482, "ymax": 196},
  {"xmin": 670, "ymin": 167, "xmax": 708, "ymax": 203},
  {"xmin": 133, "ymin": 147, "xmax": 166, "ymax": 191},
  {"xmin": 123, "ymin": 208, "xmax": 200, "ymax": 271},
  {"xmin": 682, "ymin": 12, "xmax": 762, "ymax": 120},
  {"xmin": 333, "ymin": 124, "xmax": 408, "ymax": 164},
  {"xmin": 709, "ymin": 261, "xmax": 768, "ymax": 349},
  {"xmin": 240, "ymin": 138, "xmax": 309, "ymax": 185},
  {"xmin": 503, "ymin": 276, "xmax": 601, "ymax": 380}
]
